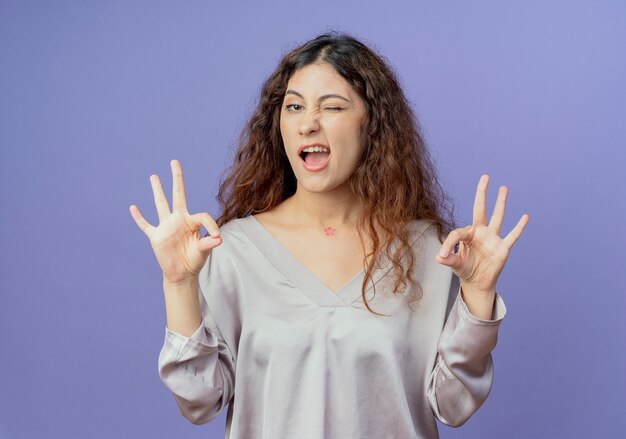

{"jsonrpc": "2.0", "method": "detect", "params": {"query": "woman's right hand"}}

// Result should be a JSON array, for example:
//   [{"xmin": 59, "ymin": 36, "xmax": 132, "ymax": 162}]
[{"xmin": 129, "ymin": 159, "xmax": 222, "ymax": 285}]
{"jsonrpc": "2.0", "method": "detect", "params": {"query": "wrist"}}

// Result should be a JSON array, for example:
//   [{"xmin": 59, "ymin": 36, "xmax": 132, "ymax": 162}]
[
  {"xmin": 460, "ymin": 283, "xmax": 496, "ymax": 320},
  {"xmin": 163, "ymin": 275, "xmax": 199, "ymax": 291},
  {"xmin": 460, "ymin": 280, "xmax": 496, "ymax": 297}
]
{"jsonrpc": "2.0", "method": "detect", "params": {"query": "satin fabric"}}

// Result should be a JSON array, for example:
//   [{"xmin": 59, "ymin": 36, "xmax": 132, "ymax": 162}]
[{"xmin": 158, "ymin": 216, "xmax": 506, "ymax": 438}]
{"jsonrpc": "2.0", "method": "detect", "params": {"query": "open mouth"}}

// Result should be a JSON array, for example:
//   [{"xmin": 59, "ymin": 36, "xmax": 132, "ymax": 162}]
[
  {"xmin": 299, "ymin": 146, "xmax": 331, "ymax": 167},
  {"xmin": 299, "ymin": 150, "xmax": 330, "ymax": 171}
]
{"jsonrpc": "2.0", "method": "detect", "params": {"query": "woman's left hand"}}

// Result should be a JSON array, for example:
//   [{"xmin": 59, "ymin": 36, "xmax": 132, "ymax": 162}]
[{"xmin": 436, "ymin": 174, "xmax": 529, "ymax": 301}]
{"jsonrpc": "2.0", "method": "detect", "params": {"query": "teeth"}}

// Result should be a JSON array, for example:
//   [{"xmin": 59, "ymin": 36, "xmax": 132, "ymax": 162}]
[{"xmin": 302, "ymin": 146, "xmax": 330, "ymax": 153}]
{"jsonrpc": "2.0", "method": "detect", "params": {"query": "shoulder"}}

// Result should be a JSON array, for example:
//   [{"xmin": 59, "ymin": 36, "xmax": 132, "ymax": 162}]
[
  {"xmin": 198, "ymin": 218, "xmax": 252, "ymax": 287},
  {"xmin": 402, "ymin": 218, "xmax": 447, "ymax": 258},
  {"xmin": 199, "ymin": 217, "xmax": 248, "ymax": 264},
  {"xmin": 405, "ymin": 218, "xmax": 439, "ymax": 241},
  {"xmin": 209, "ymin": 215, "xmax": 263, "ymax": 260},
  {"xmin": 214, "ymin": 217, "xmax": 253, "ymax": 243}
]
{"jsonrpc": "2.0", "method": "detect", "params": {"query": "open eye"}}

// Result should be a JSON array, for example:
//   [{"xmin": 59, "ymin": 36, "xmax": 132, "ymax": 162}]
[{"xmin": 284, "ymin": 104, "xmax": 303, "ymax": 112}]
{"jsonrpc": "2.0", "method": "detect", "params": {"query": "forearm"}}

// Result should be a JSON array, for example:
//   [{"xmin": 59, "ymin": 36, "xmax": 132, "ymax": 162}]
[
  {"xmin": 427, "ymin": 288, "xmax": 506, "ymax": 426},
  {"xmin": 460, "ymin": 282, "xmax": 496, "ymax": 320},
  {"xmin": 163, "ymin": 275, "xmax": 202, "ymax": 336}
]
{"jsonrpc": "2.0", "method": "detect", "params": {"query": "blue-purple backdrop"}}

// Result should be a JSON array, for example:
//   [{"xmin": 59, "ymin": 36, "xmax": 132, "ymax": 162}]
[{"xmin": 1, "ymin": 1, "xmax": 624, "ymax": 438}]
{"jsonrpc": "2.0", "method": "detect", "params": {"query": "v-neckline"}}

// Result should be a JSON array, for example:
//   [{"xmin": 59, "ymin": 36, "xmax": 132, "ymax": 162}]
[
  {"xmin": 234, "ymin": 215, "xmax": 377, "ymax": 307},
  {"xmin": 234, "ymin": 215, "xmax": 433, "ymax": 308}
]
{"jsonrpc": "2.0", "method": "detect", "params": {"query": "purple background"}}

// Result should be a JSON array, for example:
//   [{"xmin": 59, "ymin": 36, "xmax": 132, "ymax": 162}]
[{"xmin": 1, "ymin": 1, "xmax": 624, "ymax": 438}]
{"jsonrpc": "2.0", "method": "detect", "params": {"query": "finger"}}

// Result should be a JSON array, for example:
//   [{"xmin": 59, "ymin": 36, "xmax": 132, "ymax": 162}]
[
  {"xmin": 435, "ymin": 250, "xmax": 463, "ymax": 271},
  {"xmin": 503, "ymin": 214, "xmax": 530, "ymax": 249},
  {"xmin": 198, "ymin": 235, "xmax": 223, "ymax": 253},
  {"xmin": 189, "ymin": 212, "xmax": 221, "ymax": 238},
  {"xmin": 150, "ymin": 174, "xmax": 171, "ymax": 222},
  {"xmin": 190, "ymin": 213, "xmax": 221, "ymax": 243},
  {"xmin": 473, "ymin": 174, "xmax": 489, "ymax": 227},
  {"xmin": 488, "ymin": 185, "xmax": 507, "ymax": 235},
  {"xmin": 171, "ymin": 159, "xmax": 188, "ymax": 213},
  {"xmin": 438, "ymin": 225, "xmax": 472, "ymax": 258},
  {"xmin": 129, "ymin": 204, "xmax": 155, "ymax": 236},
  {"xmin": 189, "ymin": 212, "xmax": 222, "ymax": 253}
]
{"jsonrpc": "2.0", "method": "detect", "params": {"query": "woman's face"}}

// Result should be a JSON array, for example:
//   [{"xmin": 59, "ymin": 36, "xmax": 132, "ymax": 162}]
[{"xmin": 280, "ymin": 62, "xmax": 367, "ymax": 194}]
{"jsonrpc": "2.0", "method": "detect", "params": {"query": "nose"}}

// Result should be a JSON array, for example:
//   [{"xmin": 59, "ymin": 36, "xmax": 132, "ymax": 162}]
[{"xmin": 298, "ymin": 109, "xmax": 320, "ymax": 136}]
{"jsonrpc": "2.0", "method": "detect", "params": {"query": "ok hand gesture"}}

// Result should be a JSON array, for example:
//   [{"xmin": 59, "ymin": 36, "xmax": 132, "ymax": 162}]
[
  {"xmin": 436, "ymin": 175, "xmax": 529, "ymax": 312},
  {"xmin": 129, "ymin": 160, "xmax": 222, "ymax": 285}
]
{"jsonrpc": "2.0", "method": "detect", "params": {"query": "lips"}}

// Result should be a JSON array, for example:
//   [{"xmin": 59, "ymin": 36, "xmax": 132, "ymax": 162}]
[
  {"xmin": 298, "ymin": 143, "xmax": 331, "ymax": 172},
  {"xmin": 297, "ymin": 143, "xmax": 330, "ymax": 157}
]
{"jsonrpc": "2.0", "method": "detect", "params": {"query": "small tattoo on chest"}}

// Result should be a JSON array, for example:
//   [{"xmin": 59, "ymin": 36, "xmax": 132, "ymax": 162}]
[{"xmin": 323, "ymin": 227, "xmax": 336, "ymax": 236}]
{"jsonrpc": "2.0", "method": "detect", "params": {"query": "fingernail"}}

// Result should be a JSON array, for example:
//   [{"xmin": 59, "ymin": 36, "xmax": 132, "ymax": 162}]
[
  {"xmin": 209, "ymin": 229, "xmax": 220, "ymax": 237},
  {"xmin": 439, "ymin": 250, "xmax": 448, "ymax": 258}
]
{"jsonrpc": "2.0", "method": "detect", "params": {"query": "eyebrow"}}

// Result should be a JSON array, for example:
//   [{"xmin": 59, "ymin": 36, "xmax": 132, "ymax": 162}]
[{"xmin": 285, "ymin": 89, "xmax": 351, "ymax": 103}]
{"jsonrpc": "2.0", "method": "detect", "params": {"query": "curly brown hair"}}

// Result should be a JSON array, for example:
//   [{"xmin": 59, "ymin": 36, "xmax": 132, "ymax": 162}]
[{"xmin": 215, "ymin": 31, "xmax": 457, "ymax": 315}]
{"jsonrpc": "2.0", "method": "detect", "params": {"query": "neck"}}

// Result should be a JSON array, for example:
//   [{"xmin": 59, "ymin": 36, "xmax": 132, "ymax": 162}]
[{"xmin": 286, "ymin": 183, "xmax": 362, "ymax": 228}]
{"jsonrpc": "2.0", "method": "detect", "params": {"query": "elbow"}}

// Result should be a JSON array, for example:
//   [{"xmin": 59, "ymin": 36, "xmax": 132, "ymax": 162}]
[
  {"xmin": 183, "ymin": 409, "xmax": 212, "ymax": 426},
  {"xmin": 432, "ymin": 393, "xmax": 472, "ymax": 428},
  {"xmin": 427, "ymin": 370, "xmax": 490, "ymax": 428},
  {"xmin": 174, "ymin": 390, "xmax": 226, "ymax": 425},
  {"xmin": 158, "ymin": 361, "xmax": 233, "ymax": 425},
  {"xmin": 182, "ymin": 408, "xmax": 215, "ymax": 426},
  {"xmin": 159, "ymin": 367, "xmax": 229, "ymax": 425},
  {"xmin": 436, "ymin": 384, "xmax": 489, "ymax": 428},
  {"xmin": 439, "ymin": 412, "xmax": 471, "ymax": 428}
]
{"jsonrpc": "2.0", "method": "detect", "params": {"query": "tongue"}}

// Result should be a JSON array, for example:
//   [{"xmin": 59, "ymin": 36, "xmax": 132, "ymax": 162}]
[{"xmin": 304, "ymin": 151, "xmax": 329, "ymax": 165}]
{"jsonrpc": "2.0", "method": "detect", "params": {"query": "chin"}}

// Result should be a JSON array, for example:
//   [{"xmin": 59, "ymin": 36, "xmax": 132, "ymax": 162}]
[
  {"xmin": 298, "ymin": 178, "xmax": 350, "ymax": 195},
  {"xmin": 299, "ymin": 183, "xmax": 330, "ymax": 193}
]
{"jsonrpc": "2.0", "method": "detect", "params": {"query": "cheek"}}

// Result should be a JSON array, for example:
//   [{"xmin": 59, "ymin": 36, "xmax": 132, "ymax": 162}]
[
  {"xmin": 331, "ymin": 122, "xmax": 363, "ymax": 158},
  {"xmin": 279, "ymin": 117, "xmax": 286, "ymax": 138},
  {"xmin": 280, "ymin": 116, "xmax": 298, "ymax": 142}
]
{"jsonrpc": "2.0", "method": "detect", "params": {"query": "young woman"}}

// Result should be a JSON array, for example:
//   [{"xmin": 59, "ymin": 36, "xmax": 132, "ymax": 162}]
[{"xmin": 129, "ymin": 32, "xmax": 529, "ymax": 438}]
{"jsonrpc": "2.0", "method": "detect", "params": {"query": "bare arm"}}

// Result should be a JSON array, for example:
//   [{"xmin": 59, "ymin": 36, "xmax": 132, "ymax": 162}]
[{"xmin": 163, "ymin": 275, "xmax": 202, "ymax": 337}]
